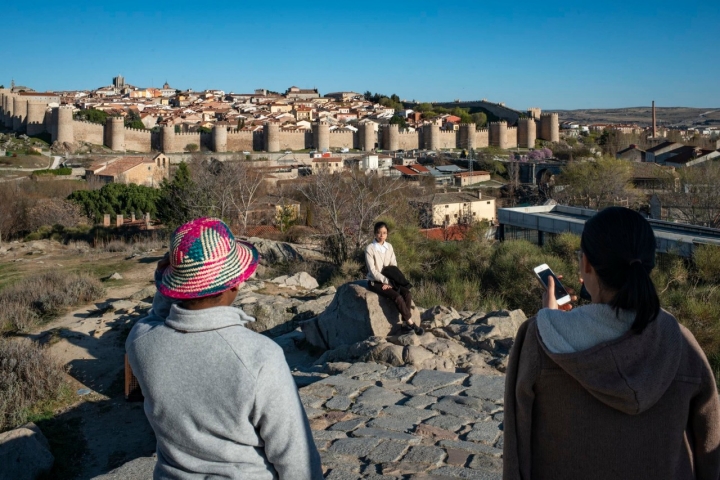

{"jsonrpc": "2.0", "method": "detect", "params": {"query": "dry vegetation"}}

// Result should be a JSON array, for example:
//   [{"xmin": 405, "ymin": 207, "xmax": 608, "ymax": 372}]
[{"xmin": 0, "ymin": 338, "xmax": 67, "ymax": 432}]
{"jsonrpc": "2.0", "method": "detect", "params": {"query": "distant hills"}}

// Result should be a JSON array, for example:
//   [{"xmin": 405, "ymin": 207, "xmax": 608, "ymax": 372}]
[{"xmin": 550, "ymin": 107, "xmax": 720, "ymax": 127}]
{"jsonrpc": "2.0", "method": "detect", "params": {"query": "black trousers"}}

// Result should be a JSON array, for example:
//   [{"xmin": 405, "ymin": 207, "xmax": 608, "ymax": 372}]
[{"xmin": 368, "ymin": 281, "xmax": 412, "ymax": 322}]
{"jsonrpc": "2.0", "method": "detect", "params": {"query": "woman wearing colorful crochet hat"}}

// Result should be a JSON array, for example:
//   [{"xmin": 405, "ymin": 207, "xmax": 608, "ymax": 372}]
[{"xmin": 126, "ymin": 217, "xmax": 322, "ymax": 480}]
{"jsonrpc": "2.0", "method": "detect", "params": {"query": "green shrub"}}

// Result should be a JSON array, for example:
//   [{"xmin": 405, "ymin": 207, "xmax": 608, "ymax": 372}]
[
  {"xmin": 694, "ymin": 245, "xmax": 720, "ymax": 284},
  {"xmin": 544, "ymin": 232, "xmax": 581, "ymax": 264},
  {"xmin": 32, "ymin": 168, "xmax": 72, "ymax": 176},
  {"xmin": 0, "ymin": 338, "xmax": 66, "ymax": 432}
]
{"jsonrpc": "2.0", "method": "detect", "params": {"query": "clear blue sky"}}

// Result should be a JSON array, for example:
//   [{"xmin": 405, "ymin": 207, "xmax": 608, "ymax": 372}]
[{"xmin": 5, "ymin": 0, "xmax": 718, "ymax": 110}]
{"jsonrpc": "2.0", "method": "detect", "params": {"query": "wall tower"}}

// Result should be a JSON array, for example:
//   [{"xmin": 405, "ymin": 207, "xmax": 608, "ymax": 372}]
[
  {"xmin": 53, "ymin": 106, "xmax": 74, "ymax": 144},
  {"xmin": 384, "ymin": 124, "xmax": 399, "ymax": 151},
  {"xmin": 264, "ymin": 123, "xmax": 280, "ymax": 152},
  {"xmin": 107, "ymin": 117, "xmax": 126, "ymax": 151},
  {"xmin": 212, "ymin": 124, "xmax": 228, "ymax": 153},
  {"xmin": 489, "ymin": 121, "xmax": 509, "ymax": 149},
  {"xmin": 359, "ymin": 123, "xmax": 375, "ymax": 151},
  {"xmin": 425, "ymin": 123, "xmax": 440, "ymax": 150},
  {"xmin": 539, "ymin": 113, "xmax": 559, "ymax": 142},
  {"xmin": 314, "ymin": 121, "xmax": 330, "ymax": 152},
  {"xmin": 26, "ymin": 101, "xmax": 48, "ymax": 136},
  {"xmin": 517, "ymin": 118, "xmax": 537, "ymax": 149},
  {"xmin": 459, "ymin": 123, "xmax": 477, "ymax": 151},
  {"xmin": 162, "ymin": 125, "xmax": 175, "ymax": 153},
  {"xmin": 12, "ymin": 96, "xmax": 27, "ymax": 132}
]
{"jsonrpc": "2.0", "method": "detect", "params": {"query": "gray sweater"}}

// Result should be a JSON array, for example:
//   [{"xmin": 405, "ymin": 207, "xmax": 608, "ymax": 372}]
[{"xmin": 126, "ymin": 294, "xmax": 322, "ymax": 480}]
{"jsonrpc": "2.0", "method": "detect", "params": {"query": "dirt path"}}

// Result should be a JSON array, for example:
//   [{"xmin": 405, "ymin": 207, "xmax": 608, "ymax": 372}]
[{"xmin": 31, "ymin": 257, "xmax": 159, "ymax": 479}]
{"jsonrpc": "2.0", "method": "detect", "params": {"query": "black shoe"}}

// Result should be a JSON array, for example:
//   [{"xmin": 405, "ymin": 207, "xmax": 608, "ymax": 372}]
[
  {"xmin": 413, "ymin": 325, "xmax": 424, "ymax": 336},
  {"xmin": 400, "ymin": 324, "xmax": 413, "ymax": 333}
]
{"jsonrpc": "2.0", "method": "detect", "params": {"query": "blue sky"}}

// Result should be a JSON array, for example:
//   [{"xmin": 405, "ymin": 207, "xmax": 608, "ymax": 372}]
[{"xmin": 4, "ymin": 1, "xmax": 718, "ymax": 109}]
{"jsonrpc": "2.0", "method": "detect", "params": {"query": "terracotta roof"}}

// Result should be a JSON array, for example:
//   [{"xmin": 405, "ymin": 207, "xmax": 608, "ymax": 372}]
[
  {"xmin": 419, "ymin": 225, "xmax": 470, "ymax": 241},
  {"xmin": 455, "ymin": 170, "xmax": 490, "ymax": 177},
  {"xmin": 87, "ymin": 156, "xmax": 153, "ymax": 177}
]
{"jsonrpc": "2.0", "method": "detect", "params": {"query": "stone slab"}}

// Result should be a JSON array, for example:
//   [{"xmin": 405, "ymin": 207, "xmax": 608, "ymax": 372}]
[
  {"xmin": 430, "ymin": 466, "xmax": 501, "ymax": 479},
  {"xmin": 328, "ymin": 437, "xmax": 382, "ymax": 457},
  {"xmin": 438, "ymin": 440, "xmax": 503, "ymax": 458},
  {"xmin": 367, "ymin": 440, "xmax": 410, "ymax": 463},
  {"xmin": 326, "ymin": 395, "xmax": 353, "ymax": 411},
  {"xmin": 465, "ymin": 421, "xmax": 501, "ymax": 445},
  {"xmin": 403, "ymin": 395, "xmax": 438, "ymax": 409},
  {"xmin": 409, "ymin": 370, "xmax": 468, "ymax": 394},
  {"xmin": 414, "ymin": 424, "xmax": 460, "ymax": 441},
  {"xmin": 329, "ymin": 417, "xmax": 368, "ymax": 432},
  {"xmin": 402, "ymin": 446, "xmax": 447, "ymax": 466},
  {"xmin": 355, "ymin": 386, "xmax": 406, "ymax": 407},
  {"xmin": 352, "ymin": 428, "xmax": 422, "ymax": 444},
  {"xmin": 422, "ymin": 414, "xmax": 466, "ymax": 432},
  {"xmin": 382, "ymin": 405, "xmax": 437, "ymax": 421}
]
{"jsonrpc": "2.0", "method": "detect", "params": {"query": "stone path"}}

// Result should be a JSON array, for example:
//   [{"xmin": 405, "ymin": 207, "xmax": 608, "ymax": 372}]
[
  {"xmin": 95, "ymin": 362, "xmax": 505, "ymax": 479},
  {"xmin": 303, "ymin": 362, "xmax": 505, "ymax": 479}
]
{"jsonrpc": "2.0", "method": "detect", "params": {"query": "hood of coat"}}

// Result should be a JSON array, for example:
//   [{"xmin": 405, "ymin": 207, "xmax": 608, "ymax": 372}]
[
  {"xmin": 164, "ymin": 304, "xmax": 255, "ymax": 333},
  {"xmin": 537, "ymin": 305, "xmax": 682, "ymax": 415}
]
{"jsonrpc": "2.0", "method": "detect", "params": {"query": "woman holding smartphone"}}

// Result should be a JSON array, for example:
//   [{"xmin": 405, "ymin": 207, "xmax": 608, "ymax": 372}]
[{"xmin": 503, "ymin": 207, "xmax": 720, "ymax": 480}]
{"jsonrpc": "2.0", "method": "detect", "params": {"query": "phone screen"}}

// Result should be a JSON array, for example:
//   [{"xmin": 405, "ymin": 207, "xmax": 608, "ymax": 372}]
[{"xmin": 537, "ymin": 269, "xmax": 570, "ymax": 300}]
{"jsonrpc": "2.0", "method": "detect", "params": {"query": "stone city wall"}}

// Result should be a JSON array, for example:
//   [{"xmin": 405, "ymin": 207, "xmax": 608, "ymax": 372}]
[
  {"xmin": 328, "ymin": 130, "xmax": 355, "ymax": 150},
  {"xmin": 72, "ymin": 120, "xmax": 105, "ymax": 145},
  {"xmin": 276, "ymin": 131, "xmax": 310, "ymax": 151},
  {"xmin": 396, "ymin": 131, "xmax": 421, "ymax": 151},
  {"xmin": 124, "ymin": 127, "xmax": 152, "ymax": 152},
  {"xmin": 226, "ymin": 130, "xmax": 255, "ymax": 152}
]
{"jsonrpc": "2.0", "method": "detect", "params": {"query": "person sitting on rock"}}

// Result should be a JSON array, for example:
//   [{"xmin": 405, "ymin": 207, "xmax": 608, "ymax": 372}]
[
  {"xmin": 126, "ymin": 217, "xmax": 322, "ymax": 480},
  {"xmin": 503, "ymin": 207, "xmax": 720, "ymax": 480},
  {"xmin": 365, "ymin": 221, "xmax": 423, "ymax": 335}
]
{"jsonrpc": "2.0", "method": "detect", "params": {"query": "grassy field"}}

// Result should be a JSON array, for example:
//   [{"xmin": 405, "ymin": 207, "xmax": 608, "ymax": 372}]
[{"xmin": 0, "ymin": 154, "xmax": 51, "ymax": 169}]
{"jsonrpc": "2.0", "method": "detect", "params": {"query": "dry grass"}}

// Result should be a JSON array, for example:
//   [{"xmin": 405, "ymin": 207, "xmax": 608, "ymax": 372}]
[
  {"xmin": 0, "ymin": 338, "xmax": 67, "ymax": 432},
  {"xmin": 0, "ymin": 270, "xmax": 104, "ymax": 333}
]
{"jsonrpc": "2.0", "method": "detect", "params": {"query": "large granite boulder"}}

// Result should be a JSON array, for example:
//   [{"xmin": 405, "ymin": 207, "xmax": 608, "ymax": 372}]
[
  {"xmin": 0, "ymin": 423, "xmax": 54, "ymax": 480},
  {"xmin": 243, "ymin": 237, "xmax": 324, "ymax": 264},
  {"xmin": 302, "ymin": 281, "xmax": 421, "ymax": 350},
  {"xmin": 270, "ymin": 272, "xmax": 319, "ymax": 290},
  {"xmin": 444, "ymin": 309, "xmax": 527, "ymax": 355}
]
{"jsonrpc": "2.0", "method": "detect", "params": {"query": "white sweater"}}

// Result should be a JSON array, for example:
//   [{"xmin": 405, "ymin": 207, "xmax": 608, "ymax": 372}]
[{"xmin": 365, "ymin": 241, "xmax": 397, "ymax": 284}]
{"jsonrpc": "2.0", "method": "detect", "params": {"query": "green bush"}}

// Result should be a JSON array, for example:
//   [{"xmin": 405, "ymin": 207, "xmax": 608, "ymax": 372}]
[
  {"xmin": 694, "ymin": 245, "xmax": 720, "ymax": 284},
  {"xmin": 32, "ymin": 167, "xmax": 72, "ymax": 176},
  {"xmin": 544, "ymin": 232, "xmax": 581, "ymax": 264},
  {"xmin": 0, "ymin": 338, "xmax": 66, "ymax": 432}
]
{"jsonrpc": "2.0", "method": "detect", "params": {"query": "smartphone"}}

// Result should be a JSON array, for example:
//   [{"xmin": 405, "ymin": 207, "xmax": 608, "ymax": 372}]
[{"xmin": 533, "ymin": 264, "xmax": 571, "ymax": 306}]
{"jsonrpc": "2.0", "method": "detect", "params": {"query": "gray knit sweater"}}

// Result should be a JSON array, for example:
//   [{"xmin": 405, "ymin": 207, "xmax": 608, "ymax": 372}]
[{"xmin": 126, "ymin": 294, "xmax": 322, "ymax": 479}]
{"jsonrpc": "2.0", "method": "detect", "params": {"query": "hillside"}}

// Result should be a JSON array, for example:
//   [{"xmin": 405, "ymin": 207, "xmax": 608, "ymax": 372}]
[{"xmin": 552, "ymin": 106, "xmax": 720, "ymax": 127}]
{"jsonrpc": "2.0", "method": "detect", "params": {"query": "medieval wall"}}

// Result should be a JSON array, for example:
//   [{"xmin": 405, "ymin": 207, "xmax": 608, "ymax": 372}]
[
  {"xmin": 396, "ymin": 132, "xmax": 421, "ymax": 150},
  {"xmin": 276, "ymin": 131, "xmax": 308, "ymax": 151},
  {"xmin": 174, "ymin": 132, "xmax": 202, "ymax": 152},
  {"xmin": 73, "ymin": 120, "xmax": 104, "ymax": 145},
  {"xmin": 328, "ymin": 130, "xmax": 355, "ymax": 150},
  {"xmin": 437, "ymin": 130, "xmax": 459, "ymax": 149},
  {"xmin": 476, "ymin": 128, "xmax": 489, "ymax": 148},
  {"xmin": 226, "ymin": 130, "xmax": 254, "ymax": 152},
  {"xmin": 124, "ymin": 127, "xmax": 152, "ymax": 152},
  {"xmin": 507, "ymin": 127, "xmax": 518, "ymax": 148}
]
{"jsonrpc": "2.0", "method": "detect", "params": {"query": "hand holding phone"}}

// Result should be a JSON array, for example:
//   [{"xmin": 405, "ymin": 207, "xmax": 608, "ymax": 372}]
[{"xmin": 534, "ymin": 264, "xmax": 571, "ymax": 308}]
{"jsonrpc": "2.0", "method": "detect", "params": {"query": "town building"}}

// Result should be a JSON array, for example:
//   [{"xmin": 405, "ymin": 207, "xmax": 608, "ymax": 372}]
[
  {"xmin": 413, "ymin": 190, "xmax": 496, "ymax": 227},
  {"xmin": 85, "ymin": 153, "xmax": 169, "ymax": 187}
]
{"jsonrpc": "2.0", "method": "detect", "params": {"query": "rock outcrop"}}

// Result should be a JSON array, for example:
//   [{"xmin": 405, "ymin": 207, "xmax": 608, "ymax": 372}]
[
  {"xmin": 0, "ymin": 423, "xmax": 54, "ymax": 480},
  {"xmin": 243, "ymin": 237, "xmax": 325, "ymax": 264},
  {"xmin": 301, "ymin": 281, "xmax": 422, "ymax": 351}
]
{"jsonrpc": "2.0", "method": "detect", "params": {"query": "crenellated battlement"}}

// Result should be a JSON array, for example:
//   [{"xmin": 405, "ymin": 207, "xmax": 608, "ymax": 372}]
[{"xmin": 123, "ymin": 127, "xmax": 151, "ymax": 134}]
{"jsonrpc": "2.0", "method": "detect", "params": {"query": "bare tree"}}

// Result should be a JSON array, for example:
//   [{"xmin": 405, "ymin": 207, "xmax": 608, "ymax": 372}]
[
  {"xmin": 296, "ymin": 169, "xmax": 407, "ymax": 264},
  {"xmin": 227, "ymin": 161, "xmax": 266, "ymax": 235},
  {"xmin": 555, "ymin": 157, "xmax": 640, "ymax": 209},
  {"xmin": 658, "ymin": 162, "xmax": 720, "ymax": 227}
]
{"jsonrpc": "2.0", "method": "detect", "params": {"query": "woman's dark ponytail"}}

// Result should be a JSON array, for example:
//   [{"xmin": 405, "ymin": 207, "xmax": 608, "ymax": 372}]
[
  {"xmin": 610, "ymin": 260, "xmax": 660, "ymax": 334},
  {"xmin": 581, "ymin": 207, "xmax": 660, "ymax": 334}
]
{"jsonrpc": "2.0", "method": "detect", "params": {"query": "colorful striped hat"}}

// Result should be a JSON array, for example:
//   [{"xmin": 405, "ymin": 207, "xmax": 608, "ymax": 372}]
[{"xmin": 157, "ymin": 217, "xmax": 259, "ymax": 300}]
